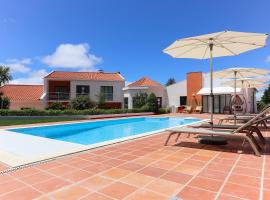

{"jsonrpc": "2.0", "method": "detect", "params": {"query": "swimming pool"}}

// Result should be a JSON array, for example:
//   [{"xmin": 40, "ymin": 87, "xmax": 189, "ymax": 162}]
[{"xmin": 10, "ymin": 117, "xmax": 202, "ymax": 145}]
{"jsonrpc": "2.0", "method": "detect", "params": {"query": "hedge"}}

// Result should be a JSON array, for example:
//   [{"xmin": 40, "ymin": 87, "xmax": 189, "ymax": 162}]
[{"xmin": 0, "ymin": 108, "xmax": 159, "ymax": 116}]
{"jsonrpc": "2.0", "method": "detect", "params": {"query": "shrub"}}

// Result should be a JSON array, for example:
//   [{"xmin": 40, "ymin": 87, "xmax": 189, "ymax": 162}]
[
  {"xmin": 0, "ymin": 107, "xmax": 152, "ymax": 116},
  {"xmin": 146, "ymin": 93, "xmax": 157, "ymax": 112},
  {"xmin": 132, "ymin": 93, "xmax": 148, "ymax": 108},
  {"xmin": 157, "ymin": 108, "xmax": 170, "ymax": 114},
  {"xmin": 47, "ymin": 102, "xmax": 65, "ymax": 110},
  {"xmin": 96, "ymin": 92, "xmax": 106, "ymax": 109},
  {"xmin": 70, "ymin": 96, "xmax": 96, "ymax": 110},
  {"xmin": 0, "ymin": 96, "xmax": 10, "ymax": 109}
]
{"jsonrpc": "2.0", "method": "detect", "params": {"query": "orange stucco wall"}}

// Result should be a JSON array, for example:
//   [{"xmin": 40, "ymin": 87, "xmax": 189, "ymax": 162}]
[{"xmin": 186, "ymin": 72, "xmax": 203, "ymax": 106}]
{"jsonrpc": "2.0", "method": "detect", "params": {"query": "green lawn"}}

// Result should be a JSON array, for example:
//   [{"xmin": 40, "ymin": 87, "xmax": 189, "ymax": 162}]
[{"xmin": 0, "ymin": 117, "xmax": 85, "ymax": 126}]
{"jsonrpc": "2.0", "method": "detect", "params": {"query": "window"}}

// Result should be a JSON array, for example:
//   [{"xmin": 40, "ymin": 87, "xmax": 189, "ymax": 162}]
[
  {"xmin": 124, "ymin": 97, "xmax": 128, "ymax": 109},
  {"xmin": 180, "ymin": 96, "xmax": 187, "ymax": 106},
  {"xmin": 101, "ymin": 86, "xmax": 113, "ymax": 101},
  {"xmin": 202, "ymin": 94, "xmax": 232, "ymax": 113},
  {"xmin": 76, "ymin": 85, "xmax": 89, "ymax": 97}
]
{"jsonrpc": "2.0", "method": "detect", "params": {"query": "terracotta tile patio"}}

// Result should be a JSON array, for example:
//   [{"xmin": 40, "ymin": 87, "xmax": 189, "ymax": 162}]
[{"xmin": 0, "ymin": 113, "xmax": 269, "ymax": 199}]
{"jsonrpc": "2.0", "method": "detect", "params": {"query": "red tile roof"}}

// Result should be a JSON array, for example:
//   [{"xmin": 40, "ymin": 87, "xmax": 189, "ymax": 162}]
[
  {"xmin": 0, "ymin": 85, "xmax": 43, "ymax": 101},
  {"xmin": 45, "ymin": 71, "xmax": 124, "ymax": 81},
  {"xmin": 128, "ymin": 77, "xmax": 163, "ymax": 87}
]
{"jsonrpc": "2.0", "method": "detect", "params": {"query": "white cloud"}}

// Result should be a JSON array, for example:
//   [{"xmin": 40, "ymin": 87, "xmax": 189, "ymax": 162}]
[
  {"xmin": 2, "ymin": 58, "xmax": 31, "ymax": 73},
  {"xmin": 42, "ymin": 43, "xmax": 102, "ymax": 70},
  {"xmin": 266, "ymin": 55, "xmax": 270, "ymax": 63},
  {"xmin": 10, "ymin": 69, "xmax": 48, "ymax": 85}
]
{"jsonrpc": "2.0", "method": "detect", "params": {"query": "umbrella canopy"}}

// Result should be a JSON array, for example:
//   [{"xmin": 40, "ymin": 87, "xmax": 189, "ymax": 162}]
[
  {"xmin": 223, "ymin": 79, "xmax": 268, "ymax": 88},
  {"xmin": 163, "ymin": 31, "xmax": 268, "ymax": 128},
  {"xmin": 215, "ymin": 67, "xmax": 269, "ymax": 124},
  {"xmin": 163, "ymin": 31, "xmax": 268, "ymax": 59},
  {"xmin": 215, "ymin": 68, "xmax": 270, "ymax": 79}
]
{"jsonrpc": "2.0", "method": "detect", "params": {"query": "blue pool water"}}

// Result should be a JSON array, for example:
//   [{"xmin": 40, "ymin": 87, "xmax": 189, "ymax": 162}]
[{"xmin": 9, "ymin": 117, "xmax": 202, "ymax": 145}]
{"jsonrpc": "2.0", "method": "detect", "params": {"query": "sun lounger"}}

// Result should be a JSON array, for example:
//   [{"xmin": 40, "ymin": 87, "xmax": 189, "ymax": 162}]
[
  {"xmin": 191, "ymin": 115, "xmax": 270, "ymax": 145},
  {"xmin": 219, "ymin": 104, "xmax": 270, "ymax": 125},
  {"xmin": 194, "ymin": 106, "xmax": 202, "ymax": 113},
  {"xmin": 165, "ymin": 107, "xmax": 270, "ymax": 156},
  {"xmin": 183, "ymin": 105, "xmax": 192, "ymax": 113}
]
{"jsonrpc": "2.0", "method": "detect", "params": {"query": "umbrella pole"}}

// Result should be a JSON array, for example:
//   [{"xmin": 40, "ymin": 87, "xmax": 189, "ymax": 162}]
[
  {"xmin": 209, "ymin": 43, "xmax": 214, "ymax": 129},
  {"xmin": 234, "ymin": 71, "xmax": 237, "ymax": 125}
]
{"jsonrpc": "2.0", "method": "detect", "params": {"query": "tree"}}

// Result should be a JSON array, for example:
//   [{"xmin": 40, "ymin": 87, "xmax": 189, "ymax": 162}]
[
  {"xmin": 0, "ymin": 65, "xmax": 12, "ymax": 86},
  {"xmin": 132, "ymin": 93, "xmax": 148, "ymax": 108},
  {"xmin": 71, "ymin": 96, "xmax": 96, "ymax": 110},
  {"xmin": 146, "ymin": 93, "xmax": 158, "ymax": 112},
  {"xmin": 165, "ymin": 78, "xmax": 176, "ymax": 86},
  {"xmin": 260, "ymin": 84, "xmax": 270, "ymax": 104},
  {"xmin": 0, "ymin": 96, "xmax": 10, "ymax": 109}
]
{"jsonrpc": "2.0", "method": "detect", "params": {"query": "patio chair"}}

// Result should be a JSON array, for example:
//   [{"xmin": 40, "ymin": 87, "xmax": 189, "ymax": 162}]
[
  {"xmin": 183, "ymin": 105, "xmax": 192, "ymax": 113},
  {"xmin": 164, "ymin": 107, "xmax": 270, "ymax": 156},
  {"xmin": 194, "ymin": 106, "xmax": 202, "ymax": 113},
  {"xmin": 218, "ymin": 104, "xmax": 270, "ymax": 127},
  {"xmin": 190, "ymin": 114, "xmax": 270, "ymax": 145}
]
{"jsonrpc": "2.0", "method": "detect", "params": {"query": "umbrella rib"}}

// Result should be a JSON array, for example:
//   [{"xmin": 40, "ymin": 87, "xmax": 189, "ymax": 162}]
[
  {"xmin": 213, "ymin": 41, "xmax": 238, "ymax": 55},
  {"xmin": 219, "ymin": 40, "xmax": 265, "ymax": 47},
  {"xmin": 213, "ymin": 31, "xmax": 228, "ymax": 39},
  {"xmin": 202, "ymin": 45, "xmax": 209, "ymax": 59},
  {"xmin": 173, "ymin": 44, "xmax": 207, "ymax": 58},
  {"xmin": 164, "ymin": 41, "xmax": 205, "ymax": 51}
]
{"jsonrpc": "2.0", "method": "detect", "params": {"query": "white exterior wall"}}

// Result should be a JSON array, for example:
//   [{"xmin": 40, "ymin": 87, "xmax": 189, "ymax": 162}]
[
  {"xmin": 123, "ymin": 85, "xmax": 167, "ymax": 109},
  {"xmin": 70, "ymin": 80, "xmax": 124, "ymax": 102},
  {"xmin": 166, "ymin": 80, "xmax": 187, "ymax": 108}
]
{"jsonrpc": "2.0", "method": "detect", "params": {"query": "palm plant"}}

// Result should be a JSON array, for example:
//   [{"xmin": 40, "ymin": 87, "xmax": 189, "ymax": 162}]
[{"xmin": 0, "ymin": 65, "xmax": 12, "ymax": 86}]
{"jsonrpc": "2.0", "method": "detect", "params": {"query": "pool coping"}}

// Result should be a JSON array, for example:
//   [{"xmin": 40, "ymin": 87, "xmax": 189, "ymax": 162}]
[{"xmin": 0, "ymin": 117, "xmax": 207, "ymax": 168}]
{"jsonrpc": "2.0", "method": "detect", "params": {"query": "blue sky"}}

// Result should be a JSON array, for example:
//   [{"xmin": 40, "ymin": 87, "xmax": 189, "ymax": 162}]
[{"xmin": 0, "ymin": 0, "xmax": 270, "ymax": 86}]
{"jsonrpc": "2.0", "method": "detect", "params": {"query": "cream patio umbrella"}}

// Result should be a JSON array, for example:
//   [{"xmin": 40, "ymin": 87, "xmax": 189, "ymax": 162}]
[
  {"xmin": 223, "ymin": 77, "xmax": 268, "ymax": 88},
  {"xmin": 163, "ymin": 31, "xmax": 268, "ymax": 128},
  {"xmin": 215, "ymin": 68, "xmax": 270, "ymax": 124}
]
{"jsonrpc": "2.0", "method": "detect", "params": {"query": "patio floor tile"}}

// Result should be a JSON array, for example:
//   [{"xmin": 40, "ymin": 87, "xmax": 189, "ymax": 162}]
[
  {"xmin": 81, "ymin": 192, "xmax": 113, "ymax": 200},
  {"xmin": 217, "ymin": 193, "xmax": 244, "ymax": 200},
  {"xmin": 173, "ymin": 164, "xmax": 201, "ymax": 175},
  {"xmin": 263, "ymin": 189, "xmax": 270, "ymax": 200},
  {"xmin": 160, "ymin": 171, "xmax": 192, "ymax": 184},
  {"xmin": 125, "ymin": 189, "xmax": 166, "ymax": 200},
  {"xmin": 150, "ymin": 160, "xmax": 178, "ymax": 170},
  {"xmin": 99, "ymin": 181, "xmax": 137, "ymax": 199},
  {"xmin": 198, "ymin": 169, "xmax": 228, "ymax": 181},
  {"xmin": 264, "ymin": 178, "xmax": 270, "ymax": 190},
  {"xmin": 138, "ymin": 166, "xmax": 167, "ymax": 177},
  {"xmin": 101, "ymin": 168, "xmax": 131, "ymax": 179},
  {"xmin": 19, "ymin": 171, "xmax": 54, "ymax": 185},
  {"xmin": 62, "ymin": 169, "xmax": 94, "ymax": 182},
  {"xmin": 83, "ymin": 163, "xmax": 112, "ymax": 173},
  {"xmin": 188, "ymin": 177, "xmax": 224, "ymax": 192},
  {"xmin": 33, "ymin": 178, "xmax": 70, "ymax": 193},
  {"xmin": 79, "ymin": 175, "xmax": 113, "ymax": 191},
  {"xmin": 227, "ymin": 174, "xmax": 261, "ymax": 188},
  {"xmin": 121, "ymin": 172, "xmax": 156, "ymax": 187},
  {"xmin": 0, "ymin": 179, "xmax": 26, "ymax": 195},
  {"xmin": 145, "ymin": 178, "xmax": 183, "ymax": 196},
  {"xmin": 50, "ymin": 185, "xmax": 89, "ymax": 200},
  {"xmin": 0, "ymin": 187, "xmax": 41, "ymax": 200},
  {"xmin": 232, "ymin": 165, "xmax": 262, "ymax": 178},
  {"xmin": 118, "ymin": 162, "xmax": 144, "ymax": 171},
  {"xmin": 177, "ymin": 186, "xmax": 216, "ymax": 200},
  {"xmin": 47, "ymin": 165, "xmax": 76, "ymax": 176},
  {"xmin": 222, "ymin": 182, "xmax": 260, "ymax": 200}
]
